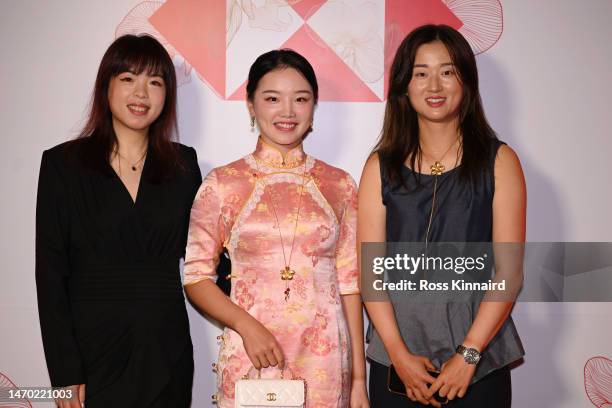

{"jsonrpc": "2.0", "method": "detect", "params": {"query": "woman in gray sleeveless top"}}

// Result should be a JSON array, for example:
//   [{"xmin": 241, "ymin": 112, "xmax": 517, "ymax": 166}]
[{"xmin": 358, "ymin": 25, "xmax": 524, "ymax": 407}]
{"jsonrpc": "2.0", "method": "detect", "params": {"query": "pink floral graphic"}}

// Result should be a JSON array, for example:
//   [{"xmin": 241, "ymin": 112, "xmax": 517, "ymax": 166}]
[
  {"xmin": 442, "ymin": 0, "xmax": 503, "ymax": 54},
  {"xmin": 242, "ymin": 0, "xmax": 295, "ymax": 31},
  {"xmin": 292, "ymin": 274, "xmax": 309, "ymax": 300},
  {"xmin": 220, "ymin": 354, "xmax": 244, "ymax": 399},
  {"xmin": 329, "ymin": 283, "xmax": 338, "ymax": 303},
  {"xmin": 220, "ymin": 367, "xmax": 236, "ymax": 398},
  {"xmin": 309, "ymin": 333, "xmax": 333, "ymax": 356},
  {"xmin": 585, "ymin": 356, "xmax": 612, "ymax": 407},
  {"xmin": 0, "ymin": 372, "xmax": 32, "ymax": 408},
  {"xmin": 234, "ymin": 279, "xmax": 255, "ymax": 310},
  {"xmin": 301, "ymin": 312, "xmax": 334, "ymax": 356},
  {"xmin": 115, "ymin": 1, "xmax": 193, "ymax": 85},
  {"xmin": 300, "ymin": 224, "xmax": 332, "ymax": 266},
  {"xmin": 307, "ymin": 1, "xmax": 384, "ymax": 83}
]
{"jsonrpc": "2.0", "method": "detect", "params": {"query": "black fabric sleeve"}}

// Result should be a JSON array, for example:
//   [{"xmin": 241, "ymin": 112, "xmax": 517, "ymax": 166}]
[
  {"xmin": 489, "ymin": 139, "xmax": 506, "ymax": 192},
  {"xmin": 35, "ymin": 149, "xmax": 85, "ymax": 387},
  {"xmin": 179, "ymin": 146, "xmax": 202, "ymax": 259},
  {"xmin": 377, "ymin": 152, "xmax": 389, "ymax": 206},
  {"xmin": 187, "ymin": 146, "xmax": 203, "ymax": 195}
]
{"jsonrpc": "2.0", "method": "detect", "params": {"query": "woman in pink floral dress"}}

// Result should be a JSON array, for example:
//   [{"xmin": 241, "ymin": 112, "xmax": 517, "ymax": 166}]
[{"xmin": 183, "ymin": 50, "xmax": 369, "ymax": 407}]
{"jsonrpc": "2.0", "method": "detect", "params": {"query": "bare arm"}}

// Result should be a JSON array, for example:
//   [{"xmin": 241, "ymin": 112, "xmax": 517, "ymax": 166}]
[
  {"xmin": 463, "ymin": 145, "xmax": 526, "ymax": 351},
  {"xmin": 359, "ymin": 154, "xmax": 437, "ymax": 405},
  {"xmin": 430, "ymin": 145, "xmax": 526, "ymax": 402},
  {"xmin": 341, "ymin": 294, "xmax": 367, "ymax": 380},
  {"xmin": 342, "ymin": 293, "xmax": 370, "ymax": 407},
  {"xmin": 186, "ymin": 280, "xmax": 257, "ymax": 335},
  {"xmin": 358, "ymin": 155, "xmax": 407, "ymax": 359}
]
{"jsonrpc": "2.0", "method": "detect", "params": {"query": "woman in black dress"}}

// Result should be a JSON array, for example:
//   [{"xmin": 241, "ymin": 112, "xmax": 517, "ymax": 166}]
[
  {"xmin": 359, "ymin": 25, "xmax": 525, "ymax": 407},
  {"xmin": 35, "ymin": 35, "xmax": 201, "ymax": 408}
]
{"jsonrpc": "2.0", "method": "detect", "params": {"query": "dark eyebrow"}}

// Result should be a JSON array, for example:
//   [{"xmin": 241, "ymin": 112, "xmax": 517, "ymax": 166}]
[
  {"xmin": 121, "ymin": 70, "xmax": 163, "ymax": 78},
  {"xmin": 413, "ymin": 62, "xmax": 454, "ymax": 68},
  {"xmin": 261, "ymin": 90, "xmax": 313, "ymax": 95}
]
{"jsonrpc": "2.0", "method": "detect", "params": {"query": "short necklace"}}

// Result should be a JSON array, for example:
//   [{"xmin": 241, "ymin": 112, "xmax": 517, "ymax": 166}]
[
  {"xmin": 115, "ymin": 149, "xmax": 147, "ymax": 176},
  {"xmin": 422, "ymin": 137, "xmax": 461, "ymax": 245},
  {"xmin": 254, "ymin": 157, "xmax": 308, "ymax": 301},
  {"xmin": 423, "ymin": 137, "xmax": 460, "ymax": 176}
]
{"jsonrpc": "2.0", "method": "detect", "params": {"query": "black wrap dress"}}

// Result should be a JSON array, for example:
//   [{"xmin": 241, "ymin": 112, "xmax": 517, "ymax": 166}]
[{"xmin": 35, "ymin": 139, "xmax": 201, "ymax": 407}]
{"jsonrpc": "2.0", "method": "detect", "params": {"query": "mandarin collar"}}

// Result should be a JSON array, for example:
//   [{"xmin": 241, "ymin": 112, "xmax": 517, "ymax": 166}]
[{"xmin": 253, "ymin": 137, "xmax": 305, "ymax": 169}]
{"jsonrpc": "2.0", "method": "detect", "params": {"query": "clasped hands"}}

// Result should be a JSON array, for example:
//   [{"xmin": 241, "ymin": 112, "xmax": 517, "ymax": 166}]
[{"xmin": 392, "ymin": 350, "xmax": 476, "ymax": 407}]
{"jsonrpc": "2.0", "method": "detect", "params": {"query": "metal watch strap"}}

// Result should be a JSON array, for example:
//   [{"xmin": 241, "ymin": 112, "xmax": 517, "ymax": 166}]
[{"xmin": 456, "ymin": 344, "xmax": 482, "ymax": 364}]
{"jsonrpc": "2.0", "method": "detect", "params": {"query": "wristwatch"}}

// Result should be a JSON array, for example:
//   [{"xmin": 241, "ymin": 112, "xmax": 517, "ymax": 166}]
[{"xmin": 456, "ymin": 345, "xmax": 482, "ymax": 365}]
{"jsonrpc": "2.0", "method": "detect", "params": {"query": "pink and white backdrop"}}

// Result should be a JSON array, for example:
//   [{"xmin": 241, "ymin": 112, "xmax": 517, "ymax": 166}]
[{"xmin": 1, "ymin": 1, "xmax": 611, "ymax": 407}]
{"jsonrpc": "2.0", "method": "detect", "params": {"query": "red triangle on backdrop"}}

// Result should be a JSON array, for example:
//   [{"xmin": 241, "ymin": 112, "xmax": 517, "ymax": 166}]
[
  {"xmin": 384, "ymin": 0, "xmax": 463, "ymax": 97},
  {"xmin": 288, "ymin": 25, "xmax": 380, "ymax": 102},
  {"xmin": 290, "ymin": 0, "xmax": 327, "ymax": 21},
  {"xmin": 150, "ymin": 0, "xmax": 226, "ymax": 98},
  {"xmin": 230, "ymin": 25, "xmax": 381, "ymax": 102},
  {"xmin": 228, "ymin": 80, "xmax": 247, "ymax": 101}
]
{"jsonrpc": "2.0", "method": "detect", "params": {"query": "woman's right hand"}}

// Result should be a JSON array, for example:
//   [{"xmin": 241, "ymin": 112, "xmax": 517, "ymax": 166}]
[
  {"xmin": 55, "ymin": 383, "xmax": 85, "ymax": 408},
  {"xmin": 236, "ymin": 317, "xmax": 285, "ymax": 369},
  {"xmin": 390, "ymin": 348, "xmax": 440, "ymax": 406},
  {"xmin": 185, "ymin": 280, "xmax": 285, "ymax": 370}
]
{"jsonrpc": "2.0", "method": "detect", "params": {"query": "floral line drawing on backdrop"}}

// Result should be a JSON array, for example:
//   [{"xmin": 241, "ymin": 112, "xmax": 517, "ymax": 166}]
[
  {"xmin": 584, "ymin": 356, "xmax": 612, "ymax": 407},
  {"xmin": 116, "ymin": 0, "xmax": 503, "ymax": 100}
]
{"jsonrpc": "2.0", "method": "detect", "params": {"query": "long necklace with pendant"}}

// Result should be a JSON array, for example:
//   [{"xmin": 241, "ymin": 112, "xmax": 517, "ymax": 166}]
[
  {"xmin": 422, "ymin": 137, "xmax": 461, "ymax": 245},
  {"xmin": 255, "ymin": 157, "xmax": 308, "ymax": 301}
]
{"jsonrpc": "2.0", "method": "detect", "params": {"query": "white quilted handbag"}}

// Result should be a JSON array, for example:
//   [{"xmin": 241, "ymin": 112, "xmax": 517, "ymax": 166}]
[{"xmin": 234, "ymin": 366, "xmax": 305, "ymax": 408}]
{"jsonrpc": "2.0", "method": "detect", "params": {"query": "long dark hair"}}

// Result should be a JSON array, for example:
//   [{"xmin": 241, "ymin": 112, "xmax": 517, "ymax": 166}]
[
  {"xmin": 76, "ymin": 34, "xmax": 181, "ymax": 181},
  {"xmin": 246, "ymin": 49, "xmax": 318, "ymax": 104},
  {"xmin": 375, "ymin": 24, "xmax": 497, "ymax": 186}
]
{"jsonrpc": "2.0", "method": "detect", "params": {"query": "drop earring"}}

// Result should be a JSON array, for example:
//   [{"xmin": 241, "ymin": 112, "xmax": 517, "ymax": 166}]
[{"xmin": 250, "ymin": 116, "xmax": 255, "ymax": 132}]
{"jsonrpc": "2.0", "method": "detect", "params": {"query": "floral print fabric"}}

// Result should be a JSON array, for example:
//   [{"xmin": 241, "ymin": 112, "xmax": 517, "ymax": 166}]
[{"xmin": 184, "ymin": 139, "xmax": 359, "ymax": 407}]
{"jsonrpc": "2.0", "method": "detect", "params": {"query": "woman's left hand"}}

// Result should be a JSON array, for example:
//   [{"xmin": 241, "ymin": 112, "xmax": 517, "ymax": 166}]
[
  {"xmin": 427, "ymin": 354, "xmax": 476, "ymax": 402},
  {"xmin": 349, "ymin": 378, "xmax": 369, "ymax": 408}
]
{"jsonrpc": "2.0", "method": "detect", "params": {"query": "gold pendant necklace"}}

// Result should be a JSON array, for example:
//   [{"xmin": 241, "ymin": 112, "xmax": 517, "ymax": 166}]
[
  {"xmin": 422, "ymin": 137, "xmax": 461, "ymax": 245},
  {"xmin": 430, "ymin": 161, "xmax": 445, "ymax": 176},
  {"xmin": 425, "ymin": 137, "xmax": 458, "ymax": 176},
  {"xmin": 254, "ymin": 157, "xmax": 308, "ymax": 301}
]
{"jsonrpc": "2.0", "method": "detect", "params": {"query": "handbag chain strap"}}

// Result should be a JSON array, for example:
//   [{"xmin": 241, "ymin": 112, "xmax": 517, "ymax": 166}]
[{"xmin": 242, "ymin": 365, "xmax": 298, "ymax": 380}]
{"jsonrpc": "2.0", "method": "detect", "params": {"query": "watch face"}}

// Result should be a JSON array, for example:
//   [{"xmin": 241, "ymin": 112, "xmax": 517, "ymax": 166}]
[
  {"xmin": 456, "ymin": 345, "xmax": 481, "ymax": 364},
  {"xmin": 465, "ymin": 348, "xmax": 481, "ymax": 364}
]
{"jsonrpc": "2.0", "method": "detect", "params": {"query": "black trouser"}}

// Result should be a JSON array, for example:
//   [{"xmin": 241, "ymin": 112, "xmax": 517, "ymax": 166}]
[{"xmin": 369, "ymin": 360, "xmax": 511, "ymax": 408}]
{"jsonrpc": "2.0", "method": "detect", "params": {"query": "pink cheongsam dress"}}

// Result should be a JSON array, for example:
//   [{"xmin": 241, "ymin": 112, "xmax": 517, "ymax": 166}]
[{"xmin": 184, "ymin": 138, "xmax": 359, "ymax": 407}]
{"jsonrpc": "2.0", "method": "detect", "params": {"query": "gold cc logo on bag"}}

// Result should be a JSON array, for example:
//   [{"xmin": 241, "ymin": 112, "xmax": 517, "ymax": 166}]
[{"xmin": 266, "ymin": 393, "xmax": 277, "ymax": 401}]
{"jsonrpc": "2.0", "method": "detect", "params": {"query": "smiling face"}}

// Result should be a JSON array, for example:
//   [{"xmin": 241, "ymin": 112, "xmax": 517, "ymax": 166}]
[
  {"xmin": 407, "ymin": 41, "xmax": 463, "ymax": 125},
  {"xmin": 247, "ymin": 67, "xmax": 315, "ymax": 153},
  {"xmin": 107, "ymin": 71, "xmax": 166, "ymax": 137}
]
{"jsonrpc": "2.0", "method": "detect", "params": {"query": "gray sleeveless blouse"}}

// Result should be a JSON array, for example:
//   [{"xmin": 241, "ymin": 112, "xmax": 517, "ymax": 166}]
[{"xmin": 365, "ymin": 139, "xmax": 524, "ymax": 383}]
